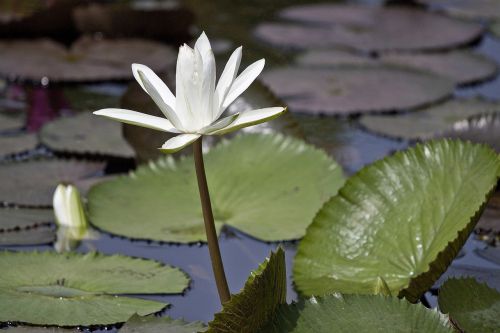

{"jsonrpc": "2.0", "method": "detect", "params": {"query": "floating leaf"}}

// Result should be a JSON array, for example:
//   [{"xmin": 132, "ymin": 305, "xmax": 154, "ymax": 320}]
[
  {"xmin": 439, "ymin": 278, "xmax": 500, "ymax": 333},
  {"xmin": 294, "ymin": 140, "xmax": 500, "ymax": 302},
  {"xmin": 0, "ymin": 159, "xmax": 105, "ymax": 206},
  {"xmin": 119, "ymin": 314, "xmax": 205, "ymax": 333},
  {"xmin": 0, "ymin": 207, "xmax": 53, "ymax": 231},
  {"xmin": 88, "ymin": 134, "xmax": 343, "ymax": 243},
  {"xmin": 206, "ymin": 248, "xmax": 286, "ymax": 333},
  {"xmin": 436, "ymin": 113, "xmax": 500, "ymax": 152},
  {"xmin": 0, "ymin": 251, "xmax": 189, "ymax": 326},
  {"xmin": 0, "ymin": 133, "xmax": 37, "ymax": 157},
  {"xmin": 262, "ymin": 295, "xmax": 454, "ymax": 333},
  {"xmin": 0, "ymin": 37, "xmax": 175, "ymax": 83},
  {"xmin": 255, "ymin": 5, "xmax": 483, "ymax": 52},
  {"xmin": 40, "ymin": 112, "xmax": 135, "ymax": 157},
  {"xmin": 296, "ymin": 50, "xmax": 497, "ymax": 86},
  {"xmin": 3, "ymin": 326, "xmax": 77, "ymax": 332},
  {"xmin": 434, "ymin": 265, "xmax": 500, "ymax": 292},
  {"xmin": 418, "ymin": 0, "xmax": 500, "ymax": 21},
  {"xmin": 359, "ymin": 98, "xmax": 500, "ymax": 140},
  {"xmin": 261, "ymin": 65, "xmax": 453, "ymax": 115},
  {"xmin": 0, "ymin": 226, "xmax": 55, "ymax": 246}
]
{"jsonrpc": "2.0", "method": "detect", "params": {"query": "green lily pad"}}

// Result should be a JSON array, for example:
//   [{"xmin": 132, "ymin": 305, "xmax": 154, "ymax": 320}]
[
  {"xmin": 418, "ymin": 0, "xmax": 500, "ymax": 21},
  {"xmin": 0, "ymin": 207, "xmax": 53, "ymax": 231},
  {"xmin": 261, "ymin": 65, "xmax": 453, "ymax": 115},
  {"xmin": 438, "ymin": 278, "xmax": 500, "ymax": 333},
  {"xmin": 40, "ymin": 112, "xmax": 135, "ymax": 158},
  {"xmin": 0, "ymin": 251, "xmax": 189, "ymax": 326},
  {"xmin": 0, "ymin": 133, "xmax": 38, "ymax": 157},
  {"xmin": 206, "ymin": 247, "xmax": 286, "ymax": 333},
  {"xmin": 255, "ymin": 5, "xmax": 483, "ymax": 52},
  {"xmin": 3, "ymin": 326, "xmax": 77, "ymax": 332},
  {"xmin": 296, "ymin": 50, "xmax": 497, "ymax": 87},
  {"xmin": 0, "ymin": 226, "xmax": 55, "ymax": 246},
  {"xmin": 0, "ymin": 159, "xmax": 105, "ymax": 206},
  {"xmin": 359, "ymin": 98, "xmax": 500, "ymax": 140},
  {"xmin": 262, "ymin": 295, "xmax": 454, "ymax": 333},
  {"xmin": 293, "ymin": 140, "xmax": 500, "ymax": 302},
  {"xmin": 434, "ymin": 265, "xmax": 500, "ymax": 291},
  {"xmin": 119, "ymin": 314, "xmax": 205, "ymax": 333},
  {"xmin": 88, "ymin": 133, "xmax": 344, "ymax": 243}
]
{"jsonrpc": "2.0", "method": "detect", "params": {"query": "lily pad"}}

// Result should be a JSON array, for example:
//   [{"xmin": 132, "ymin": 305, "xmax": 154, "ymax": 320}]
[
  {"xmin": 296, "ymin": 49, "xmax": 374, "ymax": 68},
  {"xmin": 40, "ymin": 112, "xmax": 135, "ymax": 158},
  {"xmin": 89, "ymin": 133, "xmax": 343, "ymax": 243},
  {"xmin": 438, "ymin": 278, "xmax": 500, "ymax": 333},
  {"xmin": 0, "ymin": 251, "xmax": 189, "ymax": 326},
  {"xmin": 0, "ymin": 133, "xmax": 37, "ymax": 157},
  {"xmin": 262, "ymin": 295, "xmax": 454, "ymax": 333},
  {"xmin": 293, "ymin": 140, "xmax": 500, "ymax": 301},
  {"xmin": 119, "ymin": 314, "xmax": 205, "ymax": 333},
  {"xmin": 0, "ymin": 159, "xmax": 105, "ymax": 206},
  {"xmin": 434, "ymin": 265, "xmax": 500, "ymax": 291},
  {"xmin": 255, "ymin": 5, "xmax": 483, "ymax": 52},
  {"xmin": 418, "ymin": 0, "xmax": 500, "ymax": 21},
  {"xmin": 0, "ymin": 36, "xmax": 175, "ymax": 83},
  {"xmin": 4, "ymin": 326, "xmax": 77, "ymax": 332},
  {"xmin": 0, "ymin": 226, "xmax": 55, "ymax": 246},
  {"xmin": 261, "ymin": 65, "xmax": 454, "ymax": 115},
  {"xmin": 0, "ymin": 207, "xmax": 53, "ymax": 231},
  {"xmin": 206, "ymin": 248, "xmax": 286, "ymax": 333},
  {"xmin": 63, "ymin": 87, "xmax": 121, "ymax": 111},
  {"xmin": 436, "ymin": 113, "xmax": 500, "ymax": 152},
  {"xmin": 359, "ymin": 98, "xmax": 500, "ymax": 140},
  {"xmin": 0, "ymin": 113, "xmax": 24, "ymax": 133}
]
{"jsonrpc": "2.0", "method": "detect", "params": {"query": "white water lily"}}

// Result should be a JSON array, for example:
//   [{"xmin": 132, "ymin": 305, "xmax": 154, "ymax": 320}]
[{"xmin": 93, "ymin": 32, "xmax": 286, "ymax": 153}]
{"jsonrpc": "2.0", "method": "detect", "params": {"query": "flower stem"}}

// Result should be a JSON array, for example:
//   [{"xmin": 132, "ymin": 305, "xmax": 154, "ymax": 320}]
[{"xmin": 193, "ymin": 137, "xmax": 231, "ymax": 304}]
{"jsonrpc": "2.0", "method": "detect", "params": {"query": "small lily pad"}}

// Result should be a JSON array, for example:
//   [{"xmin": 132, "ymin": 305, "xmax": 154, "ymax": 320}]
[
  {"xmin": 0, "ymin": 159, "xmax": 105, "ymax": 206},
  {"xmin": 262, "ymin": 295, "xmax": 454, "ymax": 333},
  {"xmin": 88, "ymin": 133, "xmax": 344, "ymax": 243},
  {"xmin": 359, "ymin": 98, "xmax": 500, "ymax": 140},
  {"xmin": 119, "ymin": 314, "xmax": 205, "ymax": 333},
  {"xmin": 40, "ymin": 112, "xmax": 135, "ymax": 158},
  {"xmin": 438, "ymin": 278, "xmax": 500, "ymax": 333},
  {"xmin": 255, "ymin": 5, "xmax": 483, "ymax": 52},
  {"xmin": 261, "ymin": 65, "xmax": 453, "ymax": 115},
  {"xmin": 0, "ymin": 207, "xmax": 53, "ymax": 231},
  {"xmin": 293, "ymin": 140, "xmax": 500, "ymax": 301},
  {"xmin": 0, "ymin": 133, "xmax": 37, "ymax": 157},
  {"xmin": 0, "ymin": 37, "xmax": 175, "ymax": 83},
  {"xmin": 0, "ymin": 251, "xmax": 189, "ymax": 326},
  {"xmin": 0, "ymin": 226, "xmax": 55, "ymax": 246},
  {"xmin": 207, "ymin": 248, "xmax": 286, "ymax": 333}
]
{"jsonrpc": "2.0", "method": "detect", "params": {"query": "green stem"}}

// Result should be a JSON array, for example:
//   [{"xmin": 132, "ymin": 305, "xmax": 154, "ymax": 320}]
[{"xmin": 193, "ymin": 137, "xmax": 231, "ymax": 304}]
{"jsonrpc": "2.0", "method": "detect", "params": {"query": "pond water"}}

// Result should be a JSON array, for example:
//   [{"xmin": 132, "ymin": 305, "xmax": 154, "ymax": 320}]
[{"xmin": 1, "ymin": 0, "xmax": 500, "ymax": 330}]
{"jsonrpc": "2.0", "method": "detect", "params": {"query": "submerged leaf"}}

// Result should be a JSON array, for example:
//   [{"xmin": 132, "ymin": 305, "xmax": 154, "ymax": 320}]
[
  {"xmin": 0, "ymin": 251, "xmax": 189, "ymax": 326},
  {"xmin": 206, "ymin": 248, "xmax": 286, "ymax": 333},
  {"xmin": 119, "ymin": 314, "xmax": 205, "ymax": 333},
  {"xmin": 262, "ymin": 295, "xmax": 454, "ymax": 333},
  {"xmin": 294, "ymin": 140, "xmax": 500, "ymax": 302},
  {"xmin": 261, "ymin": 65, "xmax": 453, "ymax": 115},
  {"xmin": 88, "ymin": 133, "xmax": 344, "ymax": 243},
  {"xmin": 438, "ymin": 278, "xmax": 500, "ymax": 333}
]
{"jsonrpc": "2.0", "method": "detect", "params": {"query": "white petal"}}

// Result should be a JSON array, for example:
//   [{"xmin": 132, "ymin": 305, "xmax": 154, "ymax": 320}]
[
  {"xmin": 53, "ymin": 184, "xmax": 68, "ymax": 227},
  {"xmin": 197, "ymin": 44, "xmax": 217, "ymax": 126},
  {"xmin": 222, "ymin": 59, "xmax": 265, "ymax": 110},
  {"xmin": 131, "ymin": 64, "xmax": 183, "ymax": 129},
  {"xmin": 159, "ymin": 133, "xmax": 201, "ymax": 153},
  {"xmin": 93, "ymin": 108, "xmax": 179, "ymax": 133},
  {"xmin": 200, "ymin": 113, "xmax": 239, "ymax": 134},
  {"xmin": 194, "ymin": 32, "xmax": 212, "ymax": 56},
  {"xmin": 210, "ymin": 107, "xmax": 286, "ymax": 135},
  {"xmin": 176, "ymin": 45, "xmax": 198, "ymax": 131},
  {"xmin": 215, "ymin": 46, "xmax": 242, "ymax": 117}
]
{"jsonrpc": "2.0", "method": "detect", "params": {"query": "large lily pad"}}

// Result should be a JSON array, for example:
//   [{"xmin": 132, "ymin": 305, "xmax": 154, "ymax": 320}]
[
  {"xmin": 0, "ymin": 36, "xmax": 175, "ymax": 83},
  {"xmin": 418, "ymin": 0, "xmax": 500, "ymax": 21},
  {"xmin": 0, "ymin": 159, "xmax": 105, "ymax": 206},
  {"xmin": 207, "ymin": 248, "xmax": 286, "ymax": 333},
  {"xmin": 88, "ymin": 133, "xmax": 344, "ymax": 243},
  {"xmin": 0, "ymin": 207, "xmax": 53, "ymax": 231},
  {"xmin": 359, "ymin": 98, "xmax": 500, "ymax": 140},
  {"xmin": 119, "ymin": 314, "xmax": 205, "ymax": 333},
  {"xmin": 261, "ymin": 65, "xmax": 454, "ymax": 115},
  {"xmin": 40, "ymin": 112, "xmax": 135, "ymax": 158},
  {"xmin": 0, "ymin": 133, "xmax": 37, "ymax": 157},
  {"xmin": 0, "ymin": 251, "xmax": 189, "ymax": 326},
  {"xmin": 255, "ymin": 5, "xmax": 483, "ymax": 52},
  {"xmin": 438, "ymin": 278, "xmax": 500, "ymax": 333},
  {"xmin": 293, "ymin": 140, "xmax": 500, "ymax": 302},
  {"xmin": 0, "ymin": 226, "xmax": 55, "ymax": 246},
  {"xmin": 4, "ymin": 327, "xmax": 77, "ymax": 332},
  {"xmin": 262, "ymin": 295, "xmax": 454, "ymax": 333}
]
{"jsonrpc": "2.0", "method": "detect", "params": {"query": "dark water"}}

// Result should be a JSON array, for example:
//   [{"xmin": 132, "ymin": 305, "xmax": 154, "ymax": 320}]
[{"xmin": 1, "ymin": 0, "xmax": 500, "ymax": 331}]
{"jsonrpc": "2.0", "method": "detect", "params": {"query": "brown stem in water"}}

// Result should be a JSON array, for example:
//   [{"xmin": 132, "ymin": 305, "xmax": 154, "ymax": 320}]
[{"xmin": 193, "ymin": 137, "xmax": 231, "ymax": 304}]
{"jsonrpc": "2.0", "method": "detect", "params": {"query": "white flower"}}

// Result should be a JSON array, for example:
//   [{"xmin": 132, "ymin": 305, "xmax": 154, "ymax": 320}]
[{"xmin": 93, "ymin": 32, "xmax": 286, "ymax": 153}]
